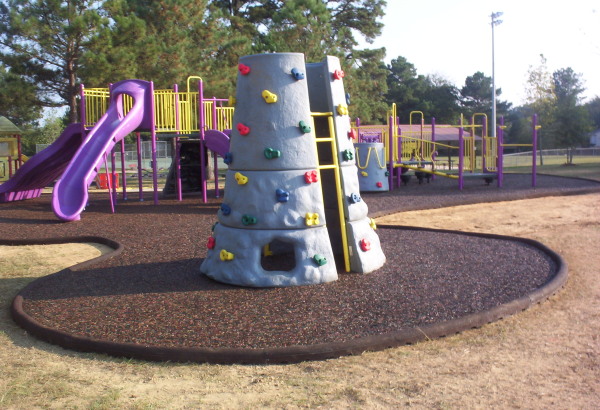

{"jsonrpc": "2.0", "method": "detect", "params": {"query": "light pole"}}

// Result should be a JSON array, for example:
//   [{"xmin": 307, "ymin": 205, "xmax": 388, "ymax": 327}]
[{"xmin": 491, "ymin": 11, "xmax": 503, "ymax": 138}]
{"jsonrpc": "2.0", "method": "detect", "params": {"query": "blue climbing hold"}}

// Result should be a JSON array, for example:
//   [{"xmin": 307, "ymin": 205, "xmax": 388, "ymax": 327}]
[
  {"xmin": 348, "ymin": 193, "xmax": 361, "ymax": 204},
  {"xmin": 220, "ymin": 203, "xmax": 231, "ymax": 215},
  {"xmin": 224, "ymin": 152, "xmax": 233, "ymax": 165},
  {"xmin": 276, "ymin": 188, "xmax": 290, "ymax": 202},
  {"xmin": 346, "ymin": 92, "xmax": 351, "ymax": 105},
  {"xmin": 291, "ymin": 67, "xmax": 305, "ymax": 80}
]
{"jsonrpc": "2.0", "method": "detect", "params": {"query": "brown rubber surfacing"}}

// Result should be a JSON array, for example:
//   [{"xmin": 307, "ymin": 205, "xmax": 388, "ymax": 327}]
[{"xmin": 3, "ymin": 174, "xmax": 596, "ymax": 363}]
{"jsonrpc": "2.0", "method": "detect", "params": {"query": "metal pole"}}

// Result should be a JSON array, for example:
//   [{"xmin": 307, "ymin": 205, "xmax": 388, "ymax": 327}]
[
  {"xmin": 532, "ymin": 114, "xmax": 538, "ymax": 187},
  {"xmin": 497, "ymin": 116, "xmax": 504, "ymax": 187},
  {"xmin": 491, "ymin": 12, "xmax": 503, "ymax": 139}
]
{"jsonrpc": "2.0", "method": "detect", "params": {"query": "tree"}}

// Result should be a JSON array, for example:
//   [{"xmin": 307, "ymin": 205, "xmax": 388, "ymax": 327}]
[
  {"xmin": 0, "ymin": 64, "xmax": 43, "ymax": 126},
  {"xmin": 549, "ymin": 68, "xmax": 592, "ymax": 163},
  {"xmin": 524, "ymin": 54, "xmax": 556, "ymax": 162},
  {"xmin": 345, "ymin": 48, "xmax": 388, "ymax": 123},
  {"xmin": 0, "ymin": 0, "xmax": 108, "ymax": 123},
  {"xmin": 385, "ymin": 57, "xmax": 461, "ymax": 124},
  {"xmin": 385, "ymin": 56, "xmax": 430, "ymax": 121},
  {"xmin": 585, "ymin": 96, "xmax": 600, "ymax": 129}
]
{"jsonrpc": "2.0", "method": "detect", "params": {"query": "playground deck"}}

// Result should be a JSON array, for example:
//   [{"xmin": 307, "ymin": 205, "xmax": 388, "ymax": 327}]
[{"xmin": 4, "ymin": 174, "xmax": 600, "ymax": 363}]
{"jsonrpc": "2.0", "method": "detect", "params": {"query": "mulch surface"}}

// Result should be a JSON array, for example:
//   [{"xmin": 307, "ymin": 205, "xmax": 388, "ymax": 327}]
[{"xmin": 3, "ymin": 174, "xmax": 599, "ymax": 363}]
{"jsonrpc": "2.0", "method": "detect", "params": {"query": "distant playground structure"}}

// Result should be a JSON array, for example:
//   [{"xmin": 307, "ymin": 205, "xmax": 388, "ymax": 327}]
[
  {"xmin": 1, "ymin": 71, "xmax": 541, "ymax": 221},
  {"xmin": 352, "ymin": 104, "xmax": 540, "ymax": 190},
  {"xmin": 0, "ymin": 116, "xmax": 27, "ymax": 183}
]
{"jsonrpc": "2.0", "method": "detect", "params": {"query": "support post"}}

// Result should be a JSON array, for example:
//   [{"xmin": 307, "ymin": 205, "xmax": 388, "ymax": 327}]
[
  {"xmin": 532, "ymin": 114, "xmax": 538, "ymax": 187},
  {"xmin": 199, "ymin": 80, "xmax": 208, "ymax": 203},
  {"xmin": 120, "ymin": 139, "xmax": 127, "ymax": 200},
  {"xmin": 136, "ymin": 132, "xmax": 144, "ymax": 201},
  {"xmin": 174, "ymin": 84, "xmax": 183, "ymax": 201},
  {"xmin": 458, "ymin": 117, "xmax": 464, "ymax": 190},
  {"xmin": 388, "ymin": 116, "xmax": 394, "ymax": 189},
  {"xmin": 149, "ymin": 81, "xmax": 159, "ymax": 205},
  {"xmin": 497, "ymin": 116, "xmax": 504, "ymax": 187}
]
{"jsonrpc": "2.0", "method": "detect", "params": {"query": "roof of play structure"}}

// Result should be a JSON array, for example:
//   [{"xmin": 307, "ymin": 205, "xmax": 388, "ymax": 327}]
[{"xmin": 0, "ymin": 116, "xmax": 22, "ymax": 135}]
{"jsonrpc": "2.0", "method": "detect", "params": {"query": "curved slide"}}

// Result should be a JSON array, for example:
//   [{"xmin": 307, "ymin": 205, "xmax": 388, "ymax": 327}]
[
  {"xmin": 52, "ymin": 80, "xmax": 153, "ymax": 221},
  {"xmin": 0, "ymin": 123, "xmax": 83, "ymax": 203}
]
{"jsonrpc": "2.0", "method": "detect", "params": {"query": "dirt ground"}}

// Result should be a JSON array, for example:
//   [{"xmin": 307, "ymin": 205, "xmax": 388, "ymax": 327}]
[{"xmin": 0, "ymin": 193, "xmax": 598, "ymax": 408}]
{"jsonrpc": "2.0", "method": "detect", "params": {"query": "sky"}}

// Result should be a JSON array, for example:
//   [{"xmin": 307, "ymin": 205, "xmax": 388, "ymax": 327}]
[{"xmin": 361, "ymin": 0, "xmax": 600, "ymax": 106}]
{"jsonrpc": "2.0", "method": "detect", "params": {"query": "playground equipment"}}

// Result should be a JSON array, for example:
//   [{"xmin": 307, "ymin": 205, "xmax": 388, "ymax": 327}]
[
  {"xmin": 0, "ymin": 76, "xmax": 233, "ymax": 220},
  {"xmin": 352, "ymin": 105, "xmax": 539, "ymax": 190},
  {"xmin": 200, "ymin": 53, "xmax": 385, "ymax": 287},
  {"xmin": 0, "ymin": 116, "xmax": 26, "ymax": 184}
]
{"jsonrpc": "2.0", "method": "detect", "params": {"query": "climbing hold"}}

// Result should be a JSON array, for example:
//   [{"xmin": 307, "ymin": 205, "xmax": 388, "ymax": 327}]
[
  {"xmin": 332, "ymin": 69, "xmax": 345, "ymax": 80},
  {"xmin": 264, "ymin": 147, "xmax": 282, "ymax": 159},
  {"xmin": 238, "ymin": 63, "xmax": 251, "ymax": 75},
  {"xmin": 275, "ymin": 188, "xmax": 290, "ymax": 202},
  {"xmin": 220, "ymin": 203, "xmax": 231, "ymax": 215},
  {"xmin": 337, "ymin": 104, "xmax": 348, "ymax": 116},
  {"xmin": 313, "ymin": 254, "xmax": 328, "ymax": 266},
  {"xmin": 206, "ymin": 236, "xmax": 216, "ymax": 249},
  {"xmin": 263, "ymin": 244, "xmax": 273, "ymax": 257},
  {"xmin": 211, "ymin": 222, "xmax": 218, "ymax": 231},
  {"xmin": 376, "ymin": 181, "xmax": 383, "ymax": 188},
  {"xmin": 342, "ymin": 149, "xmax": 354, "ymax": 161},
  {"xmin": 235, "ymin": 172, "xmax": 248, "ymax": 185},
  {"xmin": 224, "ymin": 152, "xmax": 233, "ymax": 165},
  {"xmin": 359, "ymin": 238, "xmax": 371, "ymax": 252},
  {"xmin": 220, "ymin": 249, "xmax": 235, "ymax": 261},
  {"xmin": 242, "ymin": 214, "xmax": 257, "ymax": 226},
  {"xmin": 361, "ymin": 171, "xmax": 368, "ymax": 177},
  {"xmin": 237, "ymin": 123, "xmax": 250, "ymax": 136},
  {"xmin": 304, "ymin": 170, "xmax": 318, "ymax": 183},
  {"xmin": 348, "ymin": 193, "xmax": 361, "ymax": 204},
  {"xmin": 305, "ymin": 213, "xmax": 320, "ymax": 226},
  {"xmin": 298, "ymin": 120, "xmax": 311, "ymax": 134},
  {"xmin": 291, "ymin": 67, "xmax": 305, "ymax": 80},
  {"xmin": 369, "ymin": 218, "xmax": 377, "ymax": 230},
  {"xmin": 385, "ymin": 171, "xmax": 390, "ymax": 177},
  {"xmin": 228, "ymin": 96, "xmax": 236, "ymax": 106},
  {"xmin": 262, "ymin": 90, "xmax": 278, "ymax": 104},
  {"xmin": 347, "ymin": 129, "xmax": 357, "ymax": 140},
  {"xmin": 345, "ymin": 92, "xmax": 351, "ymax": 105}
]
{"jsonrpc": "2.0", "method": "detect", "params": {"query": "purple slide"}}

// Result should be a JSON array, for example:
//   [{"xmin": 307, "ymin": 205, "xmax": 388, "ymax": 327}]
[
  {"xmin": 52, "ymin": 80, "xmax": 154, "ymax": 221},
  {"xmin": 0, "ymin": 123, "xmax": 84, "ymax": 203}
]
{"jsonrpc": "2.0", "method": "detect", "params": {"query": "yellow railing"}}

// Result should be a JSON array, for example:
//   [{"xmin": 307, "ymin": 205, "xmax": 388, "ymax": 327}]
[
  {"xmin": 81, "ymin": 80, "xmax": 231, "ymax": 134},
  {"xmin": 83, "ymin": 88, "xmax": 110, "ymax": 128}
]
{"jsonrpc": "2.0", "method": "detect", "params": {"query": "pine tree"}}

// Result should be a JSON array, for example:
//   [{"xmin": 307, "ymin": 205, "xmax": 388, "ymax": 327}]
[{"xmin": 0, "ymin": 0, "xmax": 108, "ymax": 123}]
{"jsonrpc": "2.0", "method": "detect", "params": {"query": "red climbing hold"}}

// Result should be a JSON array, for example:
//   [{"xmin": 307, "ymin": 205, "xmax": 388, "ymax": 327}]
[
  {"xmin": 359, "ymin": 238, "xmax": 371, "ymax": 251},
  {"xmin": 237, "ymin": 123, "xmax": 250, "ymax": 136},
  {"xmin": 347, "ymin": 129, "xmax": 358, "ymax": 140},
  {"xmin": 207, "ymin": 236, "xmax": 216, "ymax": 249},
  {"xmin": 304, "ymin": 170, "xmax": 318, "ymax": 183},
  {"xmin": 376, "ymin": 181, "xmax": 383, "ymax": 188},
  {"xmin": 238, "ymin": 64, "xmax": 251, "ymax": 75},
  {"xmin": 332, "ymin": 69, "xmax": 345, "ymax": 80}
]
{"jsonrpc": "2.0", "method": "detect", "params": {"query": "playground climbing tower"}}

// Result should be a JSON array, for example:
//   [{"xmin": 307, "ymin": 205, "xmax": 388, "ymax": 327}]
[{"xmin": 200, "ymin": 53, "xmax": 385, "ymax": 287}]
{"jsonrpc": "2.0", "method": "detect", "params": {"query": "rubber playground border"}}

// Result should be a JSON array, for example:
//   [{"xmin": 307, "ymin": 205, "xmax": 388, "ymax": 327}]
[{"xmin": 9, "ymin": 226, "xmax": 568, "ymax": 365}]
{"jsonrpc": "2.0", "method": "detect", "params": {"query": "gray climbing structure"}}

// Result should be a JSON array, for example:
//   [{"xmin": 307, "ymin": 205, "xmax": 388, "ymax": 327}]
[{"xmin": 200, "ymin": 53, "xmax": 385, "ymax": 287}]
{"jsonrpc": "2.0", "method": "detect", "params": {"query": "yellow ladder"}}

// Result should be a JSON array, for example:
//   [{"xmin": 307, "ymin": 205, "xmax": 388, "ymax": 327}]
[{"xmin": 311, "ymin": 112, "xmax": 351, "ymax": 272}]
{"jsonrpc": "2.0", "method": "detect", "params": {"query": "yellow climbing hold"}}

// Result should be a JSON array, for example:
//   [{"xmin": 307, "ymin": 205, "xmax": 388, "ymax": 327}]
[
  {"xmin": 337, "ymin": 104, "xmax": 348, "ymax": 116},
  {"xmin": 369, "ymin": 218, "xmax": 377, "ymax": 230},
  {"xmin": 235, "ymin": 172, "xmax": 248, "ymax": 185},
  {"xmin": 220, "ymin": 249, "xmax": 235, "ymax": 261},
  {"xmin": 262, "ymin": 90, "xmax": 278, "ymax": 104},
  {"xmin": 305, "ymin": 212, "xmax": 320, "ymax": 226}
]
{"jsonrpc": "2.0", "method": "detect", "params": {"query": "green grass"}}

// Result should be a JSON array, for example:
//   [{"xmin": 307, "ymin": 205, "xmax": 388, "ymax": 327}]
[{"xmin": 505, "ymin": 159, "xmax": 600, "ymax": 181}]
